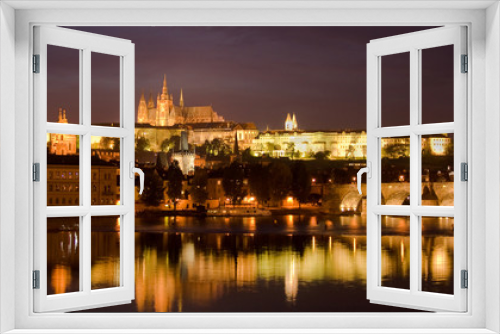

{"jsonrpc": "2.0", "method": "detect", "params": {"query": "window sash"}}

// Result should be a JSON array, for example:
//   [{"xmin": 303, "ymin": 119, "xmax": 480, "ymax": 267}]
[
  {"xmin": 32, "ymin": 25, "xmax": 136, "ymax": 313},
  {"xmin": 366, "ymin": 26, "xmax": 467, "ymax": 312}
]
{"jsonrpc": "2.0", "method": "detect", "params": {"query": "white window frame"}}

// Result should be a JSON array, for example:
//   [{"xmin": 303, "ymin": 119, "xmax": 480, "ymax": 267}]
[
  {"xmin": 32, "ymin": 25, "xmax": 136, "ymax": 313},
  {"xmin": 0, "ymin": 1, "xmax": 498, "ymax": 333},
  {"xmin": 366, "ymin": 26, "xmax": 467, "ymax": 312}
]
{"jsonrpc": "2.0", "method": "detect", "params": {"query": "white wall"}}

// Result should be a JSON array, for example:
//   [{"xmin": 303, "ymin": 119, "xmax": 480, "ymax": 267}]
[
  {"xmin": 485, "ymin": 2, "xmax": 500, "ymax": 333},
  {"xmin": 0, "ymin": 2, "xmax": 16, "ymax": 333}
]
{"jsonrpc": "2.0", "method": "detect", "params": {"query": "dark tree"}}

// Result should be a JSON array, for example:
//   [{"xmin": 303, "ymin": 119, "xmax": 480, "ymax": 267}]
[
  {"xmin": 269, "ymin": 161, "xmax": 292, "ymax": 206},
  {"xmin": 111, "ymin": 138, "xmax": 120, "ymax": 152},
  {"xmin": 161, "ymin": 135, "xmax": 181, "ymax": 152},
  {"xmin": 141, "ymin": 169, "xmax": 165, "ymax": 207},
  {"xmin": 190, "ymin": 169, "xmax": 208, "ymax": 205},
  {"xmin": 99, "ymin": 137, "xmax": 111, "ymax": 150},
  {"xmin": 249, "ymin": 164, "xmax": 270, "ymax": 205},
  {"xmin": 167, "ymin": 162, "xmax": 184, "ymax": 211},
  {"xmin": 242, "ymin": 148, "xmax": 258, "ymax": 163},
  {"xmin": 222, "ymin": 163, "xmax": 246, "ymax": 205},
  {"xmin": 314, "ymin": 151, "xmax": 329, "ymax": 160},
  {"xmin": 291, "ymin": 162, "xmax": 311, "ymax": 209},
  {"xmin": 136, "ymin": 137, "xmax": 150, "ymax": 152}
]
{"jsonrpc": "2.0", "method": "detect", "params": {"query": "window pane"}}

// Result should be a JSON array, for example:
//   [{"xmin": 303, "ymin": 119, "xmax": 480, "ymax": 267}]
[
  {"xmin": 47, "ymin": 45, "xmax": 80, "ymax": 124},
  {"xmin": 381, "ymin": 52, "xmax": 410, "ymax": 127},
  {"xmin": 381, "ymin": 215, "xmax": 410, "ymax": 290},
  {"xmin": 47, "ymin": 217, "xmax": 80, "ymax": 295},
  {"xmin": 91, "ymin": 216, "xmax": 121, "ymax": 290},
  {"xmin": 421, "ymin": 45, "xmax": 454, "ymax": 124},
  {"xmin": 91, "ymin": 136, "xmax": 120, "ymax": 206},
  {"xmin": 47, "ymin": 133, "xmax": 80, "ymax": 206},
  {"xmin": 381, "ymin": 137, "xmax": 410, "ymax": 205},
  {"xmin": 92, "ymin": 52, "xmax": 120, "ymax": 127},
  {"xmin": 421, "ymin": 134, "xmax": 454, "ymax": 206},
  {"xmin": 421, "ymin": 217, "xmax": 454, "ymax": 294}
]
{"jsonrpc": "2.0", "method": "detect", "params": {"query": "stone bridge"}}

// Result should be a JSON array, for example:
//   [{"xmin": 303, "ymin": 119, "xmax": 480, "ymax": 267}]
[{"xmin": 325, "ymin": 182, "xmax": 454, "ymax": 213}]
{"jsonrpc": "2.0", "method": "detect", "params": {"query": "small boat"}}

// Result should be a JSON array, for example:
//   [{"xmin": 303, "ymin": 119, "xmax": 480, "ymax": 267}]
[{"xmin": 207, "ymin": 207, "xmax": 272, "ymax": 217}]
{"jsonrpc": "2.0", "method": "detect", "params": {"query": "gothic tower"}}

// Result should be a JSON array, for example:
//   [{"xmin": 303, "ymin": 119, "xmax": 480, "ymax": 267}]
[
  {"xmin": 179, "ymin": 89, "xmax": 184, "ymax": 108},
  {"xmin": 156, "ymin": 74, "xmax": 173, "ymax": 126},
  {"xmin": 285, "ymin": 113, "xmax": 293, "ymax": 131},
  {"xmin": 137, "ymin": 92, "xmax": 148, "ymax": 124},
  {"xmin": 292, "ymin": 113, "xmax": 298, "ymax": 130}
]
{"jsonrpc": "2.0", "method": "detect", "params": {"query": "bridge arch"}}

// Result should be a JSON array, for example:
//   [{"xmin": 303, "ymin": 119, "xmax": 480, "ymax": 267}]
[
  {"xmin": 340, "ymin": 191, "xmax": 363, "ymax": 213},
  {"xmin": 385, "ymin": 192, "xmax": 410, "ymax": 205}
]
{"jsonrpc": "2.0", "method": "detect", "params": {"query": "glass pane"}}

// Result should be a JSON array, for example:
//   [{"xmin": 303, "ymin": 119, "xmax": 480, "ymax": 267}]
[
  {"xmin": 421, "ymin": 45, "xmax": 454, "ymax": 124},
  {"xmin": 92, "ymin": 52, "xmax": 120, "ymax": 126},
  {"xmin": 47, "ymin": 45, "xmax": 80, "ymax": 124},
  {"xmin": 421, "ymin": 134, "xmax": 454, "ymax": 206},
  {"xmin": 91, "ymin": 216, "xmax": 121, "ymax": 290},
  {"xmin": 381, "ymin": 52, "xmax": 410, "ymax": 127},
  {"xmin": 47, "ymin": 217, "xmax": 80, "ymax": 295},
  {"xmin": 381, "ymin": 136, "xmax": 410, "ymax": 205},
  {"xmin": 381, "ymin": 215, "xmax": 410, "ymax": 290},
  {"xmin": 91, "ymin": 136, "xmax": 120, "ymax": 206},
  {"xmin": 47, "ymin": 133, "xmax": 80, "ymax": 206},
  {"xmin": 422, "ymin": 217, "xmax": 454, "ymax": 294}
]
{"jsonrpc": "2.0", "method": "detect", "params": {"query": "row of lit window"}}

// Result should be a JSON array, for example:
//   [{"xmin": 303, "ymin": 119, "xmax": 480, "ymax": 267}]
[
  {"xmin": 47, "ymin": 197, "xmax": 115, "ymax": 205},
  {"xmin": 48, "ymin": 184, "xmax": 114, "ymax": 193},
  {"xmin": 92, "ymin": 172, "xmax": 114, "ymax": 181},
  {"xmin": 48, "ymin": 171, "xmax": 78, "ymax": 180},
  {"xmin": 48, "ymin": 197, "xmax": 79, "ymax": 205},
  {"xmin": 48, "ymin": 183, "xmax": 79, "ymax": 192}
]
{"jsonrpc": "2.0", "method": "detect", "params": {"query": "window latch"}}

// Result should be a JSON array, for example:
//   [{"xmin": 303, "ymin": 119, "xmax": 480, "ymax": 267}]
[
  {"xmin": 356, "ymin": 161, "xmax": 371, "ymax": 195},
  {"xmin": 130, "ymin": 162, "xmax": 144, "ymax": 195}
]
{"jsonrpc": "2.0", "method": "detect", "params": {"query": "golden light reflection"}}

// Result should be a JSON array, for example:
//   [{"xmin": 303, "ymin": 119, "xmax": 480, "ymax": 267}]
[
  {"xmin": 285, "ymin": 257, "xmax": 298, "ymax": 303},
  {"xmin": 400, "ymin": 240, "xmax": 405, "ymax": 263},
  {"xmin": 47, "ymin": 215, "xmax": 455, "ymax": 311},
  {"xmin": 51, "ymin": 265, "xmax": 72, "ymax": 295}
]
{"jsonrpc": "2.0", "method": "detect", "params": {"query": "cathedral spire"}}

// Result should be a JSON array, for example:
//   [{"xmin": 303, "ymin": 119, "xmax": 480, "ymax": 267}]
[
  {"xmin": 179, "ymin": 89, "xmax": 184, "ymax": 108},
  {"xmin": 161, "ymin": 74, "xmax": 168, "ymax": 99},
  {"xmin": 292, "ymin": 113, "xmax": 298, "ymax": 130},
  {"xmin": 147, "ymin": 91, "xmax": 155, "ymax": 108},
  {"xmin": 285, "ymin": 113, "xmax": 293, "ymax": 130}
]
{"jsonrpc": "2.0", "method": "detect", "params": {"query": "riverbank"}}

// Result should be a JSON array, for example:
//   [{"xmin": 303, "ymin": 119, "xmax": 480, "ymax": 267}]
[{"xmin": 136, "ymin": 205, "xmax": 327, "ymax": 217}]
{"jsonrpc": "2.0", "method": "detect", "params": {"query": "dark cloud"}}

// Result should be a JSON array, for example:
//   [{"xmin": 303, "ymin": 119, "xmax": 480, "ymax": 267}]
[{"xmin": 48, "ymin": 26, "xmax": 449, "ymax": 130}]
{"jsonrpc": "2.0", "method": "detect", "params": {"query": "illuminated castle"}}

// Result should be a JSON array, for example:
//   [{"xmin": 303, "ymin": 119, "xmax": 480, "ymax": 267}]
[
  {"xmin": 137, "ymin": 74, "xmax": 224, "ymax": 126},
  {"xmin": 47, "ymin": 108, "xmax": 77, "ymax": 155}
]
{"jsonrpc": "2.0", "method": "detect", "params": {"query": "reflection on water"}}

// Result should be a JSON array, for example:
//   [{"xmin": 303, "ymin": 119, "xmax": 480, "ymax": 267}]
[{"xmin": 46, "ymin": 214, "xmax": 454, "ymax": 312}]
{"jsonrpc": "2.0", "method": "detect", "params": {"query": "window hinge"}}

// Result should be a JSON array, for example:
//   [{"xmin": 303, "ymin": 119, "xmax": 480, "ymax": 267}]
[
  {"xmin": 33, "ymin": 270, "xmax": 40, "ymax": 289},
  {"xmin": 33, "ymin": 54, "xmax": 40, "ymax": 73},
  {"xmin": 461, "ymin": 162, "xmax": 468, "ymax": 181},
  {"xmin": 33, "ymin": 163, "xmax": 40, "ymax": 182},
  {"xmin": 461, "ymin": 270, "xmax": 468, "ymax": 289},
  {"xmin": 461, "ymin": 54, "xmax": 468, "ymax": 73}
]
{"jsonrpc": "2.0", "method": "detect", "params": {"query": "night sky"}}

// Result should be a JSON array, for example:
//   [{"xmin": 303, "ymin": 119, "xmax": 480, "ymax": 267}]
[{"xmin": 47, "ymin": 26, "xmax": 454, "ymax": 130}]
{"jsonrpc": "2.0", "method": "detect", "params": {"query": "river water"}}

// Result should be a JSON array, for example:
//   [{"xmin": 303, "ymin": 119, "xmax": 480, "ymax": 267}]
[{"xmin": 46, "ymin": 214, "xmax": 454, "ymax": 312}]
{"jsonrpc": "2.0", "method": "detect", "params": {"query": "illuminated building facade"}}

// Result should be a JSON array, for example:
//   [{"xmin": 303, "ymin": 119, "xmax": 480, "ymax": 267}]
[
  {"xmin": 137, "ymin": 75, "xmax": 224, "ymax": 126},
  {"xmin": 47, "ymin": 108, "xmax": 77, "ymax": 155},
  {"xmin": 47, "ymin": 164, "xmax": 119, "ymax": 206},
  {"xmin": 253, "ymin": 115, "xmax": 452, "ymax": 159}
]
